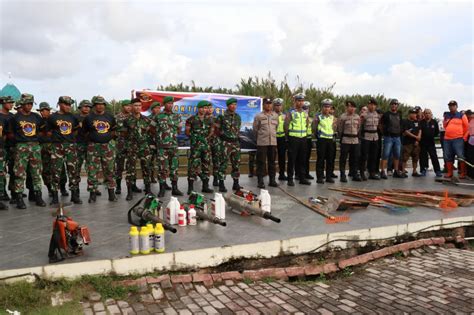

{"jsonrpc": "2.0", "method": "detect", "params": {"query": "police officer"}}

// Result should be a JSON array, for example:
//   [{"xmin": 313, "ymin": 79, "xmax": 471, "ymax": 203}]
[
  {"xmin": 215, "ymin": 98, "xmax": 242, "ymax": 192},
  {"xmin": 360, "ymin": 98, "xmax": 381, "ymax": 180},
  {"xmin": 0, "ymin": 96, "xmax": 15, "ymax": 201},
  {"xmin": 48, "ymin": 96, "xmax": 81, "ymax": 204},
  {"xmin": 82, "ymin": 96, "xmax": 117, "ymax": 203},
  {"xmin": 303, "ymin": 101, "xmax": 314, "ymax": 180},
  {"xmin": 151, "ymin": 96, "xmax": 183, "ymax": 197},
  {"xmin": 284, "ymin": 93, "xmax": 311, "ymax": 186},
  {"xmin": 273, "ymin": 98, "xmax": 287, "ymax": 180},
  {"xmin": 338, "ymin": 100, "xmax": 362, "ymax": 182},
  {"xmin": 114, "ymin": 99, "xmax": 132, "ymax": 194},
  {"xmin": 75, "ymin": 99, "xmax": 92, "ymax": 193},
  {"xmin": 312, "ymin": 99, "xmax": 336, "ymax": 184},
  {"xmin": 253, "ymin": 97, "xmax": 278, "ymax": 188},
  {"xmin": 123, "ymin": 98, "xmax": 153, "ymax": 200},
  {"xmin": 9, "ymin": 93, "xmax": 47, "ymax": 209},
  {"xmin": 185, "ymin": 100, "xmax": 214, "ymax": 194}
]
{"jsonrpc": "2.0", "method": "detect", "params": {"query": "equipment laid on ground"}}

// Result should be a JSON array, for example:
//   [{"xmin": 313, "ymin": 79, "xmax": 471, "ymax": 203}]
[
  {"xmin": 183, "ymin": 192, "xmax": 227, "ymax": 226},
  {"xmin": 309, "ymin": 196, "xmax": 369, "ymax": 211},
  {"xmin": 224, "ymin": 189, "xmax": 281, "ymax": 223},
  {"xmin": 278, "ymin": 187, "xmax": 349, "ymax": 224},
  {"xmin": 48, "ymin": 204, "xmax": 91, "ymax": 263},
  {"xmin": 435, "ymin": 176, "xmax": 474, "ymax": 187},
  {"xmin": 127, "ymin": 194, "xmax": 177, "ymax": 233}
]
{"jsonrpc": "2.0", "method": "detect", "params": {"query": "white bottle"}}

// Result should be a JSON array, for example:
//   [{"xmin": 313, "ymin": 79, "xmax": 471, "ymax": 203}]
[
  {"xmin": 212, "ymin": 192, "xmax": 226, "ymax": 219},
  {"xmin": 166, "ymin": 197, "xmax": 180, "ymax": 225},
  {"xmin": 178, "ymin": 205, "xmax": 187, "ymax": 227},
  {"xmin": 188, "ymin": 205, "xmax": 197, "ymax": 225},
  {"xmin": 260, "ymin": 189, "xmax": 271, "ymax": 213}
]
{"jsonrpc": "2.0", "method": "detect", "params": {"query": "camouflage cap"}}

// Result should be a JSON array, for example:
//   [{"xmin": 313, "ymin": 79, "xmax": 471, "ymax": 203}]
[
  {"xmin": 91, "ymin": 95, "xmax": 107, "ymax": 105},
  {"xmin": 58, "ymin": 96, "xmax": 74, "ymax": 105},
  {"xmin": 163, "ymin": 96, "xmax": 174, "ymax": 104},
  {"xmin": 226, "ymin": 97, "xmax": 237, "ymax": 106},
  {"xmin": 197, "ymin": 100, "xmax": 210, "ymax": 108},
  {"xmin": 150, "ymin": 101, "xmax": 161, "ymax": 110},
  {"xmin": 78, "ymin": 100, "xmax": 92, "ymax": 108},
  {"xmin": 37, "ymin": 102, "xmax": 52, "ymax": 111},
  {"xmin": 0, "ymin": 95, "xmax": 15, "ymax": 104},
  {"xmin": 20, "ymin": 93, "xmax": 35, "ymax": 105}
]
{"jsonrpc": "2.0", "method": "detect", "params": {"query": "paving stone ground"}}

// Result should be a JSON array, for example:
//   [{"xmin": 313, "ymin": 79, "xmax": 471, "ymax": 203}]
[{"xmin": 82, "ymin": 247, "xmax": 474, "ymax": 314}]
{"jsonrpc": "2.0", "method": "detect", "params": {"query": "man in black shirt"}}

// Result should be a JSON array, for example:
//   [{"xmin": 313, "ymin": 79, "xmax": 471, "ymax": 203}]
[
  {"xmin": 401, "ymin": 109, "xmax": 422, "ymax": 177},
  {"xmin": 82, "ymin": 96, "xmax": 117, "ymax": 203},
  {"xmin": 48, "ymin": 96, "xmax": 82, "ymax": 204},
  {"xmin": 419, "ymin": 108, "xmax": 442, "ymax": 177},
  {"xmin": 9, "ymin": 93, "xmax": 47, "ymax": 209},
  {"xmin": 0, "ymin": 96, "xmax": 15, "ymax": 201},
  {"xmin": 380, "ymin": 99, "xmax": 403, "ymax": 179},
  {"xmin": 75, "ymin": 100, "xmax": 92, "ymax": 193}
]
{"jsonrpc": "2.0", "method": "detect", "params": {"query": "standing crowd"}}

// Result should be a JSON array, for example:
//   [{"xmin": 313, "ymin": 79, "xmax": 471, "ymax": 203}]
[{"xmin": 0, "ymin": 93, "xmax": 472, "ymax": 210}]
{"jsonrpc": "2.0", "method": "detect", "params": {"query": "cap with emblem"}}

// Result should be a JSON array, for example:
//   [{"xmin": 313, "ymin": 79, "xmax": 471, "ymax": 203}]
[
  {"xmin": 408, "ymin": 108, "xmax": 417, "ymax": 114},
  {"xmin": 389, "ymin": 98, "xmax": 399, "ymax": 105},
  {"xmin": 91, "ymin": 95, "xmax": 107, "ymax": 105},
  {"xmin": 163, "ymin": 96, "xmax": 174, "ymax": 104},
  {"xmin": 368, "ymin": 98, "xmax": 378, "ymax": 105},
  {"xmin": 263, "ymin": 97, "xmax": 272, "ymax": 104},
  {"xmin": 58, "ymin": 96, "xmax": 73, "ymax": 105},
  {"xmin": 345, "ymin": 100, "xmax": 356, "ymax": 107},
  {"xmin": 150, "ymin": 101, "xmax": 161, "ymax": 110},
  {"xmin": 226, "ymin": 98, "xmax": 237, "ymax": 106},
  {"xmin": 321, "ymin": 98, "xmax": 333, "ymax": 106},
  {"xmin": 78, "ymin": 100, "xmax": 92, "ymax": 108},
  {"xmin": 414, "ymin": 106, "xmax": 422, "ymax": 112},
  {"xmin": 37, "ymin": 102, "xmax": 52, "ymax": 111},
  {"xmin": 448, "ymin": 100, "xmax": 457, "ymax": 106},
  {"xmin": 294, "ymin": 93, "xmax": 305, "ymax": 100},
  {"xmin": 273, "ymin": 98, "xmax": 283, "ymax": 105}
]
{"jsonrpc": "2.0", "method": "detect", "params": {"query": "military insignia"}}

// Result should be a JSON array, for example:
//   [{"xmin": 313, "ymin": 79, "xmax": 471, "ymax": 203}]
[
  {"xmin": 19, "ymin": 121, "xmax": 36, "ymax": 137},
  {"xmin": 93, "ymin": 120, "xmax": 110, "ymax": 134},
  {"xmin": 57, "ymin": 120, "xmax": 73, "ymax": 135}
]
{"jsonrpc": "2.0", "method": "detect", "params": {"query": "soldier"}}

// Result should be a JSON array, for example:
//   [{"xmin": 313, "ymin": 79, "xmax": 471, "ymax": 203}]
[
  {"xmin": 273, "ymin": 98, "xmax": 287, "ymax": 180},
  {"xmin": 338, "ymin": 100, "xmax": 362, "ymax": 182},
  {"xmin": 303, "ymin": 101, "xmax": 314, "ymax": 180},
  {"xmin": 253, "ymin": 97, "xmax": 278, "ymax": 188},
  {"xmin": 206, "ymin": 103, "xmax": 221, "ymax": 187},
  {"xmin": 284, "ymin": 94, "xmax": 311, "ymax": 186},
  {"xmin": 185, "ymin": 100, "xmax": 214, "ymax": 194},
  {"xmin": 0, "ymin": 98, "xmax": 9, "ymax": 209},
  {"xmin": 114, "ymin": 99, "xmax": 132, "ymax": 194},
  {"xmin": 148, "ymin": 101, "xmax": 161, "ymax": 184},
  {"xmin": 48, "ymin": 96, "xmax": 81, "ymax": 204},
  {"xmin": 82, "ymin": 96, "xmax": 117, "ymax": 203},
  {"xmin": 0, "ymin": 96, "xmax": 15, "ymax": 201},
  {"xmin": 151, "ymin": 96, "xmax": 183, "ymax": 197},
  {"xmin": 9, "ymin": 93, "xmax": 46, "ymax": 209},
  {"xmin": 36, "ymin": 102, "xmax": 54, "ymax": 196},
  {"xmin": 75, "ymin": 100, "xmax": 92, "ymax": 192},
  {"xmin": 215, "ymin": 97, "xmax": 242, "ymax": 192},
  {"xmin": 312, "ymin": 99, "xmax": 336, "ymax": 184},
  {"xmin": 124, "ymin": 98, "xmax": 153, "ymax": 200},
  {"xmin": 359, "ymin": 98, "xmax": 381, "ymax": 180}
]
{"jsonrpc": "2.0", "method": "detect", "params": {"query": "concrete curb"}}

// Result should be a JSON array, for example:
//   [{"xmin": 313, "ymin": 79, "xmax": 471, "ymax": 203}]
[{"xmin": 1, "ymin": 216, "xmax": 473, "ymax": 281}]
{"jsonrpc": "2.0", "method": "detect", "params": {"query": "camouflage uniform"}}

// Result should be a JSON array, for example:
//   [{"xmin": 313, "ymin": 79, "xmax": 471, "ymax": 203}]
[
  {"xmin": 114, "ymin": 109, "xmax": 130, "ymax": 184},
  {"xmin": 124, "ymin": 114, "xmax": 152, "ymax": 186},
  {"xmin": 75, "ymin": 110, "xmax": 90, "ymax": 185},
  {"xmin": 216, "ymin": 110, "xmax": 242, "ymax": 180},
  {"xmin": 186, "ymin": 112, "xmax": 212, "ymax": 181}
]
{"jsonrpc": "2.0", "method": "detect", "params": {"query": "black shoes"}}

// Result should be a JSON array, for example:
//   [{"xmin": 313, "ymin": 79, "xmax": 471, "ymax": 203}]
[
  {"xmin": 299, "ymin": 179, "xmax": 311, "ymax": 185},
  {"xmin": 126, "ymin": 185, "xmax": 133, "ymax": 201},
  {"xmin": 187, "ymin": 179, "xmax": 194, "ymax": 195},
  {"xmin": 71, "ymin": 189, "xmax": 82, "ymax": 204},
  {"xmin": 35, "ymin": 191, "xmax": 46, "ymax": 207},
  {"xmin": 88, "ymin": 191, "xmax": 97, "ymax": 203},
  {"xmin": 50, "ymin": 191, "xmax": 59, "ymax": 205},
  {"xmin": 218, "ymin": 180, "xmax": 227, "ymax": 193},
  {"xmin": 171, "ymin": 181, "xmax": 183, "ymax": 196},
  {"xmin": 108, "ymin": 188, "xmax": 117, "ymax": 201},
  {"xmin": 232, "ymin": 179, "xmax": 242, "ymax": 191},
  {"xmin": 202, "ymin": 179, "xmax": 214, "ymax": 193}
]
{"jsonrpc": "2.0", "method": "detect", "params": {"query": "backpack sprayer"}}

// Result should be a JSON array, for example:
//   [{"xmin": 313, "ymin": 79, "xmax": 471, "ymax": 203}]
[
  {"xmin": 48, "ymin": 203, "xmax": 91, "ymax": 263},
  {"xmin": 224, "ymin": 188, "xmax": 281, "ymax": 223},
  {"xmin": 182, "ymin": 192, "xmax": 227, "ymax": 226},
  {"xmin": 127, "ymin": 194, "xmax": 177, "ymax": 233}
]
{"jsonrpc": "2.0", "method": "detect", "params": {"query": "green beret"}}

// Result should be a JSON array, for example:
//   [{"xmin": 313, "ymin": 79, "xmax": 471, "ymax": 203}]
[
  {"xmin": 226, "ymin": 98, "xmax": 237, "ymax": 106},
  {"xmin": 197, "ymin": 100, "xmax": 209, "ymax": 108},
  {"xmin": 150, "ymin": 101, "xmax": 161, "ymax": 110},
  {"xmin": 121, "ymin": 99, "xmax": 132, "ymax": 106},
  {"xmin": 163, "ymin": 96, "xmax": 174, "ymax": 104}
]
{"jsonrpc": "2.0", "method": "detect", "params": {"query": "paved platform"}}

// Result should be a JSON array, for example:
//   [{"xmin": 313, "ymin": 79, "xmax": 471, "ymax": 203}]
[{"xmin": 0, "ymin": 173, "xmax": 473, "ymax": 272}]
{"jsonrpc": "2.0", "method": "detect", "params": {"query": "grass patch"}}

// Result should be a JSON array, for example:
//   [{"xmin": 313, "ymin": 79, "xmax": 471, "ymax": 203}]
[
  {"xmin": 242, "ymin": 278, "xmax": 254, "ymax": 285},
  {"xmin": 262, "ymin": 277, "xmax": 275, "ymax": 283},
  {"xmin": 81, "ymin": 275, "xmax": 139, "ymax": 300},
  {"xmin": 342, "ymin": 267, "xmax": 353, "ymax": 278}
]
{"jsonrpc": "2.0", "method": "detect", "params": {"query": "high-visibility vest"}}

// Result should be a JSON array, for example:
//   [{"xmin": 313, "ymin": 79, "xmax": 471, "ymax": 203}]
[
  {"xmin": 276, "ymin": 114, "xmax": 285, "ymax": 138},
  {"xmin": 317, "ymin": 114, "xmax": 334, "ymax": 139},
  {"xmin": 306, "ymin": 122, "xmax": 312, "ymax": 139},
  {"xmin": 288, "ymin": 111, "xmax": 308, "ymax": 138}
]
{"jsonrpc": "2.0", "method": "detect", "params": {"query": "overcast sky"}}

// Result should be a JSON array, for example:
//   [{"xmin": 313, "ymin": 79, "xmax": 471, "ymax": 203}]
[{"xmin": 0, "ymin": 0, "xmax": 472, "ymax": 117}]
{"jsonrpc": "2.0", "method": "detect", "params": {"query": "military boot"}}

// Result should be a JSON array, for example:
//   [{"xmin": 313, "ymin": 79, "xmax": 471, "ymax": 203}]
[
  {"xmin": 218, "ymin": 180, "xmax": 227, "ymax": 193},
  {"xmin": 115, "ymin": 180, "xmax": 122, "ymax": 195},
  {"xmin": 60, "ymin": 183, "xmax": 69, "ymax": 196},
  {"xmin": 108, "ymin": 189, "xmax": 117, "ymax": 201},
  {"xmin": 50, "ymin": 191, "xmax": 59, "ymax": 205},
  {"xmin": 131, "ymin": 182, "xmax": 142, "ymax": 193},
  {"xmin": 144, "ymin": 183, "xmax": 152, "ymax": 194},
  {"xmin": 28, "ymin": 189, "xmax": 35, "ymax": 201},
  {"xmin": 232, "ymin": 178, "xmax": 242, "ymax": 191},
  {"xmin": 35, "ymin": 191, "xmax": 46, "ymax": 207},
  {"xmin": 257, "ymin": 177, "xmax": 265, "ymax": 189},
  {"xmin": 0, "ymin": 190, "xmax": 10, "ymax": 201},
  {"xmin": 202, "ymin": 179, "xmax": 214, "ymax": 193},
  {"xmin": 164, "ymin": 180, "xmax": 172, "ymax": 191},
  {"xmin": 9, "ymin": 192, "xmax": 17, "ymax": 204},
  {"xmin": 126, "ymin": 185, "xmax": 133, "ymax": 201},
  {"xmin": 16, "ymin": 194, "xmax": 26, "ymax": 210},
  {"xmin": 88, "ymin": 191, "xmax": 97, "ymax": 203},
  {"xmin": 71, "ymin": 189, "xmax": 82, "ymax": 204},
  {"xmin": 268, "ymin": 177, "xmax": 278, "ymax": 187},
  {"xmin": 187, "ymin": 179, "xmax": 194, "ymax": 195},
  {"xmin": 158, "ymin": 183, "xmax": 166, "ymax": 197},
  {"xmin": 171, "ymin": 181, "xmax": 183, "ymax": 196},
  {"xmin": 0, "ymin": 201, "xmax": 6, "ymax": 210},
  {"xmin": 213, "ymin": 176, "xmax": 219, "ymax": 187}
]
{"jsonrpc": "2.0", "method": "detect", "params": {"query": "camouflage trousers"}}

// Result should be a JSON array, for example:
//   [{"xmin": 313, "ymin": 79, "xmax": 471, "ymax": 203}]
[
  {"xmin": 76, "ymin": 143, "xmax": 88, "ymax": 183},
  {"xmin": 157, "ymin": 147, "xmax": 179, "ymax": 183},
  {"xmin": 51, "ymin": 143, "xmax": 79, "ymax": 191},
  {"xmin": 218, "ymin": 140, "xmax": 241, "ymax": 180},
  {"xmin": 87, "ymin": 142, "xmax": 116, "ymax": 191},
  {"xmin": 14, "ymin": 143, "xmax": 43, "ymax": 193},
  {"xmin": 1, "ymin": 146, "xmax": 15, "ymax": 192},
  {"xmin": 126, "ymin": 145, "xmax": 152, "ymax": 186},
  {"xmin": 149, "ymin": 146, "xmax": 158, "ymax": 179},
  {"xmin": 210, "ymin": 138, "xmax": 221, "ymax": 179},
  {"xmin": 115, "ymin": 139, "xmax": 127, "ymax": 182},
  {"xmin": 40, "ymin": 143, "xmax": 53, "ymax": 188},
  {"xmin": 188, "ymin": 142, "xmax": 211, "ymax": 181},
  {"xmin": 0, "ymin": 147, "xmax": 4, "ymax": 193}
]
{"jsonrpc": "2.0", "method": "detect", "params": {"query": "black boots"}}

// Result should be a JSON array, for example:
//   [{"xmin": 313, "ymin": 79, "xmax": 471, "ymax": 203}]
[
  {"xmin": 28, "ymin": 190, "xmax": 35, "ymax": 201},
  {"xmin": 60, "ymin": 184, "xmax": 69, "ymax": 196},
  {"xmin": 71, "ymin": 189, "xmax": 82, "ymax": 204},
  {"xmin": 171, "ymin": 181, "xmax": 183, "ymax": 196},
  {"xmin": 108, "ymin": 188, "xmax": 117, "ymax": 201},
  {"xmin": 115, "ymin": 180, "xmax": 122, "ymax": 194},
  {"xmin": 158, "ymin": 183, "xmax": 166, "ymax": 197},
  {"xmin": 213, "ymin": 177, "xmax": 219, "ymax": 187},
  {"xmin": 257, "ymin": 177, "xmax": 265, "ymax": 189},
  {"xmin": 0, "ymin": 190, "xmax": 9, "ymax": 201},
  {"xmin": 131, "ymin": 183, "xmax": 142, "ymax": 193},
  {"xmin": 88, "ymin": 191, "xmax": 97, "ymax": 203},
  {"xmin": 187, "ymin": 179, "xmax": 194, "ymax": 195},
  {"xmin": 232, "ymin": 178, "xmax": 241, "ymax": 191},
  {"xmin": 144, "ymin": 184, "xmax": 152, "ymax": 194},
  {"xmin": 202, "ymin": 179, "xmax": 213, "ymax": 193},
  {"xmin": 299, "ymin": 178, "xmax": 311, "ymax": 185},
  {"xmin": 268, "ymin": 177, "xmax": 278, "ymax": 187},
  {"xmin": 218, "ymin": 180, "xmax": 227, "ymax": 192},
  {"xmin": 50, "ymin": 191, "xmax": 59, "ymax": 205},
  {"xmin": 164, "ymin": 181, "xmax": 172, "ymax": 191},
  {"xmin": 35, "ymin": 191, "xmax": 46, "ymax": 207},
  {"xmin": 126, "ymin": 185, "xmax": 133, "ymax": 201},
  {"xmin": 16, "ymin": 194, "xmax": 26, "ymax": 209},
  {"xmin": 10, "ymin": 192, "xmax": 17, "ymax": 204},
  {"xmin": 0, "ymin": 201, "xmax": 6, "ymax": 210}
]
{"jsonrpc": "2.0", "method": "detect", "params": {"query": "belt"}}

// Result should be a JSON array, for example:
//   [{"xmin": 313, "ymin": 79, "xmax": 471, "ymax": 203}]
[
  {"xmin": 342, "ymin": 134, "xmax": 358, "ymax": 138},
  {"xmin": 363, "ymin": 130, "xmax": 377, "ymax": 133}
]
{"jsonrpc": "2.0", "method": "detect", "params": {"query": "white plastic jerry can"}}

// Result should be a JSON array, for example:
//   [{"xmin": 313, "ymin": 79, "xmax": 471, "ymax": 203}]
[
  {"xmin": 166, "ymin": 197, "xmax": 180, "ymax": 225},
  {"xmin": 212, "ymin": 192, "xmax": 226, "ymax": 219}
]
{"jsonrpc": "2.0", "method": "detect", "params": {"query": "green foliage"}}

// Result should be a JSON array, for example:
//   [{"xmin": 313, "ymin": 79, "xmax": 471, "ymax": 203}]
[{"xmin": 81, "ymin": 275, "xmax": 139, "ymax": 300}]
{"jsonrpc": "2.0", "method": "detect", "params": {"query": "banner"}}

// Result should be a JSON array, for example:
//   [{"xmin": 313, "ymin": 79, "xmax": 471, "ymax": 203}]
[{"xmin": 136, "ymin": 90, "xmax": 261, "ymax": 149}]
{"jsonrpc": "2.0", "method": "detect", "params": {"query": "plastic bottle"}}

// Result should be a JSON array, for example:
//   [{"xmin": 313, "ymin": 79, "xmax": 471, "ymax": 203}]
[
  {"xmin": 166, "ymin": 197, "xmax": 180, "ymax": 225},
  {"xmin": 129, "ymin": 226, "xmax": 139, "ymax": 255},
  {"xmin": 139, "ymin": 226, "xmax": 150, "ymax": 254},
  {"xmin": 212, "ymin": 192, "xmax": 226, "ymax": 219},
  {"xmin": 154, "ymin": 223, "xmax": 165, "ymax": 253},
  {"xmin": 260, "ymin": 189, "xmax": 271, "ymax": 213},
  {"xmin": 178, "ymin": 205, "xmax": 187, "ymax": 226},
  {"xmin": 188, "ymin": 205, "xmax": 197, "ymax": 225},
  {"xmin": 146, "ymin": 223, "xmax": 155, "ymax": 252}
]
